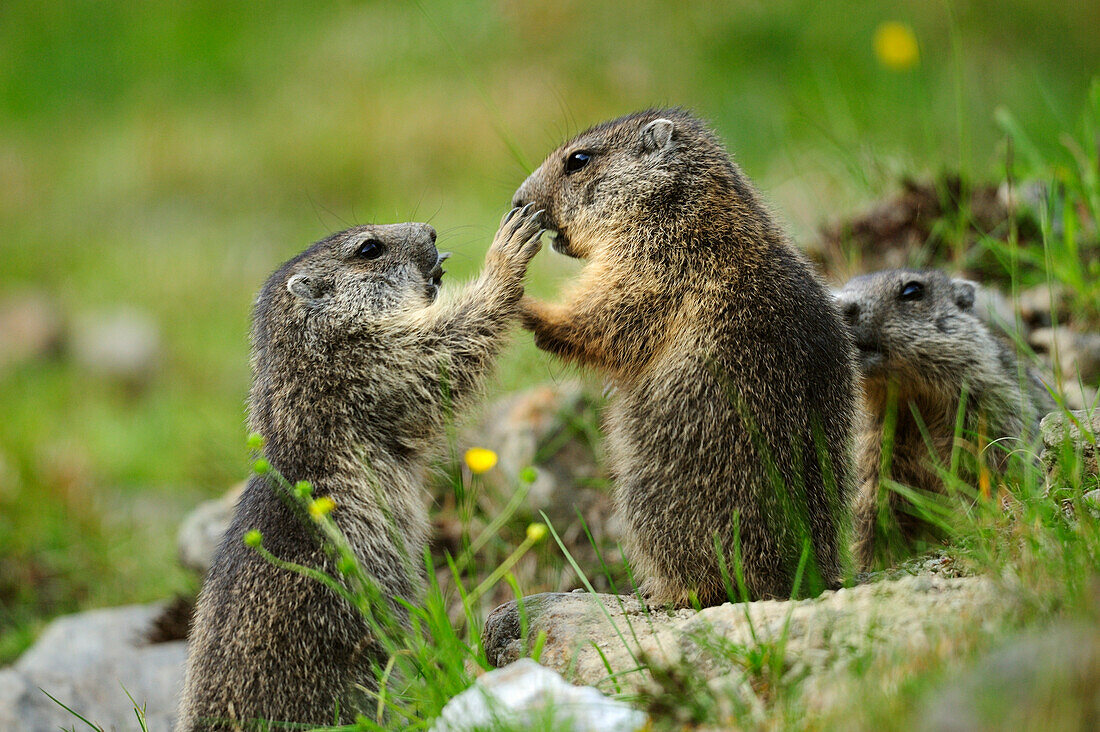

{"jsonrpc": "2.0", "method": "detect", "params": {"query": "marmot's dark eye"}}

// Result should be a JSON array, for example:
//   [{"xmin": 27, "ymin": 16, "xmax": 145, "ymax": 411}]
[
  {"xmin": 564, "ymin": 151, "xmax": 592, "ymax": 174},
  {"xmin": 357, "ymin": 239, "xmax": 384, "ymax": 260},
  {"xmin": 900, "ymin": 281, "xmax": 925, "ymax": 301}
]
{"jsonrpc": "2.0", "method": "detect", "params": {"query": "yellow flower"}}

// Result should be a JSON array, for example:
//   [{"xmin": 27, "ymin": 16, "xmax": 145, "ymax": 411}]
[
  {"xmin": 526, "ymin": 522, "xmax": 548, "ymax": 543},
  {"xmin": 873, "ymin": 21, "xmax": 919, "ymax": 71},
  {"xmin": 464, "ymin": 447, "xmax": 498, "ymax": 474},
  {"xmin": 308, "ymin": 496, "xmax": 336, "ymax": 520},
  {"xmin": 243, "ymin": 529, "xmax": 263, "ymax": 548}
]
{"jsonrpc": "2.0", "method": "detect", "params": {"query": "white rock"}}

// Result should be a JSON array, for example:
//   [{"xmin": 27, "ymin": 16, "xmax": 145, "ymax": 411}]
[{"xmin": 430, "ymin": 658, "xmax": 647, "ymax": 732}]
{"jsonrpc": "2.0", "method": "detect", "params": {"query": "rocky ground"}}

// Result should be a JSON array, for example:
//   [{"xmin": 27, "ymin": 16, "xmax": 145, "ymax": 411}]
[
  {"xmin": 1, "ymin": 399, "xmax": 1095, "ymax": 729},
  {"xmin": 483, "ymin": 572, "xmax": 1001, "ymax": 721},
  {"xmin": 0, "ymin": 604, "xmax": 184, "ymax": 730}
]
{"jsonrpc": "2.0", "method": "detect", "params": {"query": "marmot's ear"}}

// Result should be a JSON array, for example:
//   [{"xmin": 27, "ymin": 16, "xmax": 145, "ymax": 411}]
[
  {"xmin": 641, "ymin": 118, "xmax": 674, "ymax": 153},
  {"xmin": 287, "ymin": 273, "xmax": 330, "ymax": 302},
  {"xmin": 951, "ymin": 279, "xmax": 977, "ymax": 311}
]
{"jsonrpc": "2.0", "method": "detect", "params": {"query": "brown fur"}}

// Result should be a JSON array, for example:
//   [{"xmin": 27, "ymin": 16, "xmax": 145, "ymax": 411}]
[
  {"xmin": 177, "ymin": 212, "xmax": 543, "ymax": 730},
  {"xmin": 512, "ymin": 109, "xmax": 859, "ymax": 605},
  {"xmin": 835, "ymin": 269, "xmax": 1054, "ymax": 570}
]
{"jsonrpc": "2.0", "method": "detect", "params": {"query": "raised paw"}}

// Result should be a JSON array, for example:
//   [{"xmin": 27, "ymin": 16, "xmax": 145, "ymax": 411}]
[{"xmin": 488, "ymin": 203, "xmax": 545, "ymax": 277}]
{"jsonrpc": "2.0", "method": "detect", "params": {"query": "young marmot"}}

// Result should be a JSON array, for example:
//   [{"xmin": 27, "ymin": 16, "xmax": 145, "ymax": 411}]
[
  {"xmin": 835, "ymin": 269, "xmax": 1054, "ymax": 570},
  {"xmin": 511, "ymin": 109, "xmax": 859, "ymax": 605},
  {"xmin": 177, "ymin": 210, "xmax": 544, "ymax": 730}
]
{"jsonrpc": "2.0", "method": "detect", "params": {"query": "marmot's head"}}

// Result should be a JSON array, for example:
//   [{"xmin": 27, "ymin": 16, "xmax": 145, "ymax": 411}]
[
  {"xmin": 835, "ymin": 269, "xmax": 983, "ymax": 386},
  {"xmin": 512, "ymin": 109, "xmax": 763, "ymax": 260},
  {"xmin": 255, "ymin": 222, "xmax": 446, "ymax": 343}
]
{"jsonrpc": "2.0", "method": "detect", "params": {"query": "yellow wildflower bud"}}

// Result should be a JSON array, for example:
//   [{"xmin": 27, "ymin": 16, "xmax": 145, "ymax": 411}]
[
  {"xmin": 294, "ymin": 480, "xmax": 313, "ymax": 498},
  {"xmin": 464, "ymin": 447, "xmax": 498, "ymax": 474},
  {"xmin": 873, "ymin": 21, "xmax": 919, "ymax": 71},
  {"xmin": 309, "ymin": 496, "xmax": 336, "ymax": 520},
  {"xmin": 246, "ymin": 432, "xmax": 265, "ymax": 451},
  {"xmin": 526, "ymin": 522, "xmax": 548, "ymax": 543},
  {"xmin": 243, "ymin": 529, "xmax": 263, "ymax": 548},
  {"xmin": 253, "ymin": 457, "xmax": 271, "ymax": 475}
]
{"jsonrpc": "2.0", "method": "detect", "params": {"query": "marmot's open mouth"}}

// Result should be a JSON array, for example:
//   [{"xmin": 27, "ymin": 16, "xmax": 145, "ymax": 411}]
[
  {"xmin": 546, "ymin": 229, "xmax": 580, "ymax": 259},
  {"xmin": 426, "ymin": 252, "xmax": 450, "ymax": 302}
]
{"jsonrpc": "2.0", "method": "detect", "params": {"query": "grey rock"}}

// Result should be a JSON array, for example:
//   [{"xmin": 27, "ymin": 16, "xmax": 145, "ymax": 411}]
[
  {"xmin": 1041, "ymin": 409, "xmax": 1100, "ymax": 495},
  {"xmin": 1044, "ymin": 407, "xmax": 1100, "ymax": 440},
  {"xmin": 0, "ymin": 292, "xmax": 63, "ymax": 368},
  {"xmin": 1029, "ymin": 327, "xmax": 1100, "ymax": 385},
  {"xmin": 177, "ymin": 482, "xmax": 244, "ymax": 575},
  {"xmin": 917, "ymin": 621, "xmax": 1100, "ymax": 731},
  {"xmin": 483, "ymin": 575, "xmax": 1003, "ymax": 715},
  {"xmin": 1041, "ymin": 409, "xmax": 1100, "ymax": 464},
  {"xmin": 0, "ymin": 604, "xmax": 186, "ymax": 731},
  {"xmin": 72, "ymin": 308, "xmax": 162, "ymax": 384},
  {"xmin": 430, "ymin": 658, "xmax": 647, "ymax": 732}
]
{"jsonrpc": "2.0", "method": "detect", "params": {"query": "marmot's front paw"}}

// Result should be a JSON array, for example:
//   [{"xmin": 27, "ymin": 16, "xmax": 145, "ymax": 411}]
[{"xmin": 488, "ymin": 203, "xmax": 545, "ymax": 280}]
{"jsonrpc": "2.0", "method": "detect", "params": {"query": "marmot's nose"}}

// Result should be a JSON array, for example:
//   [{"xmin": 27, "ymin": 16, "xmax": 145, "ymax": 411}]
[
  {"xmin": 841, "ymin": 300, "xmax": 860, "ymax": 326},
  {"xmin": 512, "ymin": 175, "xmax": 534, "ymax": 210},
  {"xmin": 401, "ymin": 222, "xmax": 436, "ymax": 247}
]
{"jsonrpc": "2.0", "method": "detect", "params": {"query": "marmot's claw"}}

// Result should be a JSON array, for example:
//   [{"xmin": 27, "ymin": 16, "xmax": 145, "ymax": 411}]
[
  {"xmin": 520, "ymin": 228, "xmax": 545, "ymax": 259},
  {"xmin": 512, "ymin": 208, "xmax": 541, "ymax": 244},
  {"xmin": 490, "ymin": 204, "xmax": 546, "ymax": 274},
  {"xmin": 502, "ymin": 203, "xmax": 536, "ymax": 242},
  {"xmin": 515, "ymin": 204, "xmax": 536, "ymax": 237}
]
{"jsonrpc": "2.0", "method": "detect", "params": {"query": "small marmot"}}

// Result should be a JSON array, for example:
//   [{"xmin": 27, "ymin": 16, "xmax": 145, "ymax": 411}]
[
  {"xmin": 835, "ymin": 269, "xmax": 1054, "ymax": 570},
  {"xmin": 511, "ymin": 109, "xmax": 859, "ymax": 605},
  {"xmin": 177, "ymin": 210, "xmax": 544, "ymax": 730}
]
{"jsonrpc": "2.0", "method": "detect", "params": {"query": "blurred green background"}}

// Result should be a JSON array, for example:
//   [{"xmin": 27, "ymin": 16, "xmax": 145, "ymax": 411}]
[{"xmin": 1, "ymin": 0, "xmax": 1097, "ymax": 660}]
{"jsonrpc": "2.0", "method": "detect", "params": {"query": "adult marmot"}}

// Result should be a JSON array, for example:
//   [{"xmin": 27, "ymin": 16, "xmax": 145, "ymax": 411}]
[{"xmin": 512, "ymin": 109, "xmax": 858, "ymax": 605}]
